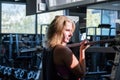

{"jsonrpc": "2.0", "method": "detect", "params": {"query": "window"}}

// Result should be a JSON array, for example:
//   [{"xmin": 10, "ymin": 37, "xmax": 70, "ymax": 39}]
[
  {"xmin": 49, "ymin": 0, "xmax": 84, "ymax": 7},
  {"xmin": 102, "ymin": 10, "xmax": 117, "ymax": 36},
  {"xmin": 37, "ymin": 10, "xmax": 64, "ymax": 34},
  {"xmin": 87, "ymin": 9, "xmax": 117, "ymax": 36},
  {"xmin": 1, "ymin": 3, "xmax": 35, "ymax": 34}
]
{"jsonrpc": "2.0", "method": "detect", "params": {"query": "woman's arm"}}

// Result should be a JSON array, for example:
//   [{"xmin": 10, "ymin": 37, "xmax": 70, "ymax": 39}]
[
  {"xmin": 54, "ymin": 41, "xmax": 90, "ymax": 78},
  {"xmin": 79, "ymin": 40, "xmax": 90, "ymax": 76}
]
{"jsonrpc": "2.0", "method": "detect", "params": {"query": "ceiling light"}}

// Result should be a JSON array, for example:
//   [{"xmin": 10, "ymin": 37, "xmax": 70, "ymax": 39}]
[{"xmin": 15, "ymin": 0, "xmax": 20, "ymax": 1}]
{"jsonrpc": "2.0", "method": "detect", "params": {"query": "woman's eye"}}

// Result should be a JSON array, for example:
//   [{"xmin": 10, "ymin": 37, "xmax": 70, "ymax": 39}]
[{"xmin": 66, "ymin": 29, "xmax": 70, "ymax": 31}]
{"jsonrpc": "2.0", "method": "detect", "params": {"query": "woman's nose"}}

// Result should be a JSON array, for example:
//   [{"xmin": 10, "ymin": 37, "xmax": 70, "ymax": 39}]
[{"xmin": 70, "ymin": 32, "xmax": 73, "ymax": 36}]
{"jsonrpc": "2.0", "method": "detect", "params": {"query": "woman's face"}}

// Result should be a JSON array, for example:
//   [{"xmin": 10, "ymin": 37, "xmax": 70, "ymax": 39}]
[{"xmin": 62, "ymin": 21, "xmax": 73, "ymax": 45}]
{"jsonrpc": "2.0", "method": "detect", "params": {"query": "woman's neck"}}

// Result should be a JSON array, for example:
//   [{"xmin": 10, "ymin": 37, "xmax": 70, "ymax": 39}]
[{"xmin": 61, "ymin": 42, "xmax": 67, "ymax": 46}]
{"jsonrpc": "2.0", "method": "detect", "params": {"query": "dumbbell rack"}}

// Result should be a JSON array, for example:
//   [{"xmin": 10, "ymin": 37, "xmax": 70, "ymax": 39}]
[{"xmin": 0, "ymin": 48, "xmax": 43, "ymax": 80}]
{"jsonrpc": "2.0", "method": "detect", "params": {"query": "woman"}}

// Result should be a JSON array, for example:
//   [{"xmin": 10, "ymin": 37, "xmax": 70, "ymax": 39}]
[{"xmin": 45, "ymin": 15, "xmax": 89, "ymax": 80}]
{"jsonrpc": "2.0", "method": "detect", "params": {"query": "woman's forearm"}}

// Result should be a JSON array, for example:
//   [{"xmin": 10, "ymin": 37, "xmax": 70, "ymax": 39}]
[{"xmin": 79, "ymin": 50, "xmax": 86, "ymax": 75}]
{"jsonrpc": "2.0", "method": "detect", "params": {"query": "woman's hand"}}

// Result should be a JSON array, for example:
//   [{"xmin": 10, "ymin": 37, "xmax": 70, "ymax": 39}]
[{"xmin": 80, "ymin": 39, "xmax": 90, "ymax": 52}]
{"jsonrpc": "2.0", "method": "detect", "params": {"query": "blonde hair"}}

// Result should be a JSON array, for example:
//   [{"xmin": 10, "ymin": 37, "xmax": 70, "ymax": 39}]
[{"xmin": 46, "ymin": 15, "xmax": 75, "ymax": 48}]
